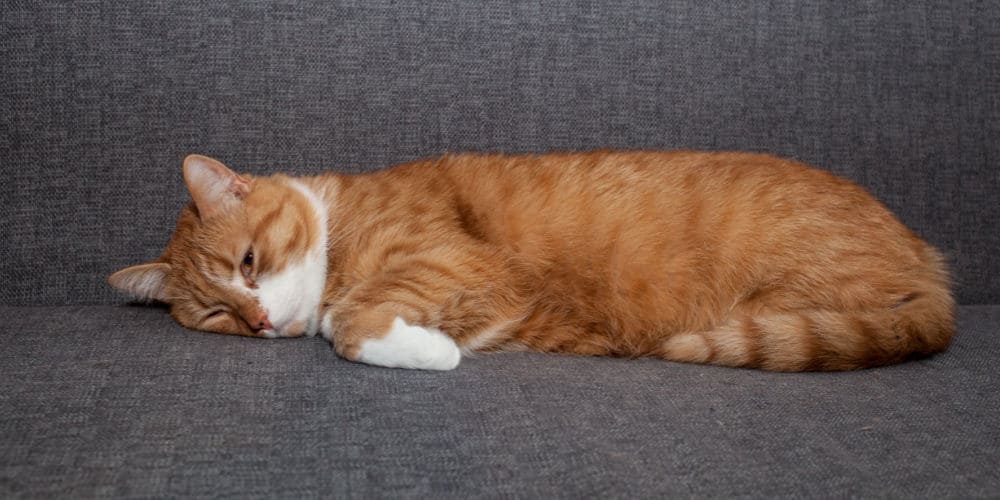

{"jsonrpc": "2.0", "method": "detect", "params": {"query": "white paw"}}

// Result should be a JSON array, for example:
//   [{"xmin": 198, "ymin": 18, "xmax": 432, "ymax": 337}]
[
  {"xmin": 320, "ymin": 309, "xmax": 335, "ymax": 341},
  {"xmin": 357, "ymin": 317, "xmax": 461, "ymax": 371},
  {"xmin": 304, "ymin": 315, "xmax": 319, "ymax": 337}
]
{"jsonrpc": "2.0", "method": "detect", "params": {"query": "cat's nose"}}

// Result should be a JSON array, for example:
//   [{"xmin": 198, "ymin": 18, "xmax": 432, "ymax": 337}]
[{"xmin": 253, "ymin": 313, "xmax": 273, "ymax": 331}]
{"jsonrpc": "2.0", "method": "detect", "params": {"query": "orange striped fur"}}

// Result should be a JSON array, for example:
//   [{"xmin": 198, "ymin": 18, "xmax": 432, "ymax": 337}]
[{"xmin": 110, "ymin": 151, "xmax": 954, "ymax": 371}]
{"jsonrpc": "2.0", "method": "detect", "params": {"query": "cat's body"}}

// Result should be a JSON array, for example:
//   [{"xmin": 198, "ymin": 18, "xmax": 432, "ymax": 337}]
[{"xmin": 110, "ymin": 151, "xmax": 954, "ymax": 371}]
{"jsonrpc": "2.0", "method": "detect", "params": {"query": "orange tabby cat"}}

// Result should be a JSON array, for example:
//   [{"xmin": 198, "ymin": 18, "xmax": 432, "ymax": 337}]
[{"xmin": 109, "ymin": 151, "xmax": 954, "ymax": 371}]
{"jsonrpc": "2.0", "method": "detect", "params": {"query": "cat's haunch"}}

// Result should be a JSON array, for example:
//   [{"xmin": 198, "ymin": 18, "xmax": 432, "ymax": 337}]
[{"xmin": 110, "ymin": 151, "xmax": 954, "ymax": 371}]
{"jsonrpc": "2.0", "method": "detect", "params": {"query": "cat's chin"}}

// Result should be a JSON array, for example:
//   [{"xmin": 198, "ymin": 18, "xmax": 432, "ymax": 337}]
[
  {"xmin": 260, "ymin": 318, "xmax": 316, "ymax": 339},
  {"xmin": 258, "ymin": 329, "xmax": 306, "ymax": 339}
]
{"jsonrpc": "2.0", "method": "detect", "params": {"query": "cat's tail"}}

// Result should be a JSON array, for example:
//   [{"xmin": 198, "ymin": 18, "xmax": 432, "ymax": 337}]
[{"xmin": 661, "ymin": 270, "xmax": 955, "ymax": 371}]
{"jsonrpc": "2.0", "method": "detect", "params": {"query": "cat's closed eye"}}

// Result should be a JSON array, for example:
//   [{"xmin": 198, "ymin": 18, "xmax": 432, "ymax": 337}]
[{"xmin": 198, "ymin": 309, "xmax": 244, "ymax": 336}]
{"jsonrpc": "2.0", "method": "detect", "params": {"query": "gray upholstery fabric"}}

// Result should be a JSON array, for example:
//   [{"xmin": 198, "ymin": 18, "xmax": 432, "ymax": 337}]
[
  {"xmin": 1, "ymin": 305, "xmax": 998, "ymax": 498},
  {"xmin": 2, "ymin": 1, "xmax": 999, "ymax": 305},
  {"xmin": 4, "ymin": 3, "xmax": 999, "ymax": 498}
]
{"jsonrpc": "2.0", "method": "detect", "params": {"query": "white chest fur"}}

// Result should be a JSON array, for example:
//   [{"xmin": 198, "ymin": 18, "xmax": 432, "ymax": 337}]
[{"xmin": 256, "ymin": 180, "xmax": 329, "ymax": 338}]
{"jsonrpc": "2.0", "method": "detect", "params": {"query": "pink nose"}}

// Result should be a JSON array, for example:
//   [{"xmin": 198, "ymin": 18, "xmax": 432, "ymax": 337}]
[{"xmin": 254, "ymin": 313, "xmax": 273, "ymax": 331}]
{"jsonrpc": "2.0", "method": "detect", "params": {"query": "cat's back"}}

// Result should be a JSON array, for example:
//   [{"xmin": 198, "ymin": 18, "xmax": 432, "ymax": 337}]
[
  {"xmin": 351, "ymin": 149, "xmax": 930, "ymax": 283},
  {"xmin": 432, "ymin": 150, "xmax": 912, "ymax": 256},
  {"xmin": 328, "ymin": 151, "xmax": 951, "ymax": 366},
  {"xmin": 439, "ymin": 149, "xmax": 868, "ymax": 215}
]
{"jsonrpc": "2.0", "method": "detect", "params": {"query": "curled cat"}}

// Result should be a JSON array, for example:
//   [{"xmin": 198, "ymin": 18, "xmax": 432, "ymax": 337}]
[{"xmin": 109, "ymin": 151, "xmax": 954, "ymax": 371}]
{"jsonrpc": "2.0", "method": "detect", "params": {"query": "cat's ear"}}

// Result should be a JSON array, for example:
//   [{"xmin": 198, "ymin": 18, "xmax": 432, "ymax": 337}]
[
  {"xmin": 108, "ymin": 262, "xmax": 171, "ymax": 302},
  {"xmin": 182, "ymin": 154, "xmax": 252, "ymax": 219}
]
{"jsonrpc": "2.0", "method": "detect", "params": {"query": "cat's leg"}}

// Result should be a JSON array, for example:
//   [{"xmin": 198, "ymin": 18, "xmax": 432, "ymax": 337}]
[
  {"xmin": 358, "ymin": 316, "xmax": 461, "ymax": 370},
  {"xmin": 320, "ymin": 250, "xmax": 530, "ymax": 370},
  {"xmin": 320, "ymin": 304, "xmax": 460, "ymax": 370}
]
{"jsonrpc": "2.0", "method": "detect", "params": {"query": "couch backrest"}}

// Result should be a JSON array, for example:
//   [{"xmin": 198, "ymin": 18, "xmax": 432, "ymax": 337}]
[{"xmin": 3, "ymin": 1, "xmax": 998, "ymax": 305}]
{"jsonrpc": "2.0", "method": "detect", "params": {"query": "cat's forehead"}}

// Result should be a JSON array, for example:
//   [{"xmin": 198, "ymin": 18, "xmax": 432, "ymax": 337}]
[
  {"xmin": 165, "ymin": 176, "xmax": 320, "ymax": 280},
  {"xmin": 166, "ymin": 205, "xmax": 248, "ymax": 266}
]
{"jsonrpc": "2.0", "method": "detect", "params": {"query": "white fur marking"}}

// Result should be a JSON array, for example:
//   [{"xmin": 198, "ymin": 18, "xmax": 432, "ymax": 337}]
[
  {"xmin": 357, "ymin": 317, "xmax": 461, "ymax": 371},
  {"xmin": 304, "ymin": 317, "xmax": 319, "ymax": 338},
  {"xmin": 255, "ymin": 180, "xmax": 328, "ymax": 338},
  {"xmin": 320, "ymin": 309, "xmax": 336, "ymax": 341},
  {"xmin": 460, "ymin": 316, "xmax": 523, "ymax": 356},
  {"xmin": 460, "ymin": 328, "xmax": 507, "ymax": 356}
]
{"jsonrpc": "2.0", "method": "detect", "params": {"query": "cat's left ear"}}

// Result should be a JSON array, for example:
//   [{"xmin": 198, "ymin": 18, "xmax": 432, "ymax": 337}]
[
  {"xmin": 108, "ymin": 262, "xmax": 171, "ymax": 302},
  {"xmin": 182, "ymin": 154, "xmax": 251, "ymax": 219}
]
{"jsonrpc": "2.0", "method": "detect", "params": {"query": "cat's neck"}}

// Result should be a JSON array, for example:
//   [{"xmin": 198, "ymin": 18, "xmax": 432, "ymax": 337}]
[
  {"xmin": 295, "ymin": 172, "xmax": 344, "ymax": 243},
  {"xmin": 293, "ymin": 159, "xmax": 446, "ymax": 290}
]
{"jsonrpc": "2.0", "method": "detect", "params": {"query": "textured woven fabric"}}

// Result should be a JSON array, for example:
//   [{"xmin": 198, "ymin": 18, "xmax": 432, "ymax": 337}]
[
  {"xmin": 2, "ymin": 1, "xmax": 999, "ymax": 305},
  {"xmin": 1, "ymin": 304, "xmax": 997, "ymax": 498}
]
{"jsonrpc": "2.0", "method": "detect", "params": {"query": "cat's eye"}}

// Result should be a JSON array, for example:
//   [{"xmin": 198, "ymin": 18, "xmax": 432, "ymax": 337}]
[
  {"xmin": 241, "ymin": 249, "xmax": 254, "ymax": 278},
  {"xmin": 205, "ymin": 310, "xmax": 225, "ymax": 320}
]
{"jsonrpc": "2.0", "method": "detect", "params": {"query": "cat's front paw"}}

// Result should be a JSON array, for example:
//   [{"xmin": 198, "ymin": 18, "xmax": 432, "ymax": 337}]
[
  {"xmin": 355, "ymin": 317, "xmax": 461, "ymax": 371},
  {"xmin": 320, "ymin": 309, "xmax": 336, "ymax": 341}
]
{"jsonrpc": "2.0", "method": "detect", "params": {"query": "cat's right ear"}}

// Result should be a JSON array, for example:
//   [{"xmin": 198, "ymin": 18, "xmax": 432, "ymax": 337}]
[
  {"xmin": 108, "ymin": 263, "xmax": 171, "ymax": 302},
  {"xmin": 182, "ymin": 154, "xmax": 251, "ymax": 219}
]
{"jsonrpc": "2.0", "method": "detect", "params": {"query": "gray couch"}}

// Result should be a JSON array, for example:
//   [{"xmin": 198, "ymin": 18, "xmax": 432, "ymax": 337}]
[{"xmin": 3, "ymin": 2, "xmax": 998, "ymax": 497}]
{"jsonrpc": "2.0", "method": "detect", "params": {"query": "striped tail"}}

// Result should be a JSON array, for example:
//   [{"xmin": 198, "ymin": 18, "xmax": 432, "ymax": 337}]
[{"xmin": 660, "ymin": 292, "xmax": 955, "ymax": 372}]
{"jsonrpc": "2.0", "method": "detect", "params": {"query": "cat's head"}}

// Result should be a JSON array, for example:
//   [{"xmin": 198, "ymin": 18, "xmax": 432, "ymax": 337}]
[{"xmin": 109, "ymin": 155, "xmax": 328, "ymax": 338}]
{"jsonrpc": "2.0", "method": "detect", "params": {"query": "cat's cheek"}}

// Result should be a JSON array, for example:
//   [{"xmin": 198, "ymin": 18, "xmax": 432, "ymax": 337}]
[{"xmin": 254, "ymin": 256, "xmax": 325, "ymax": 337}]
